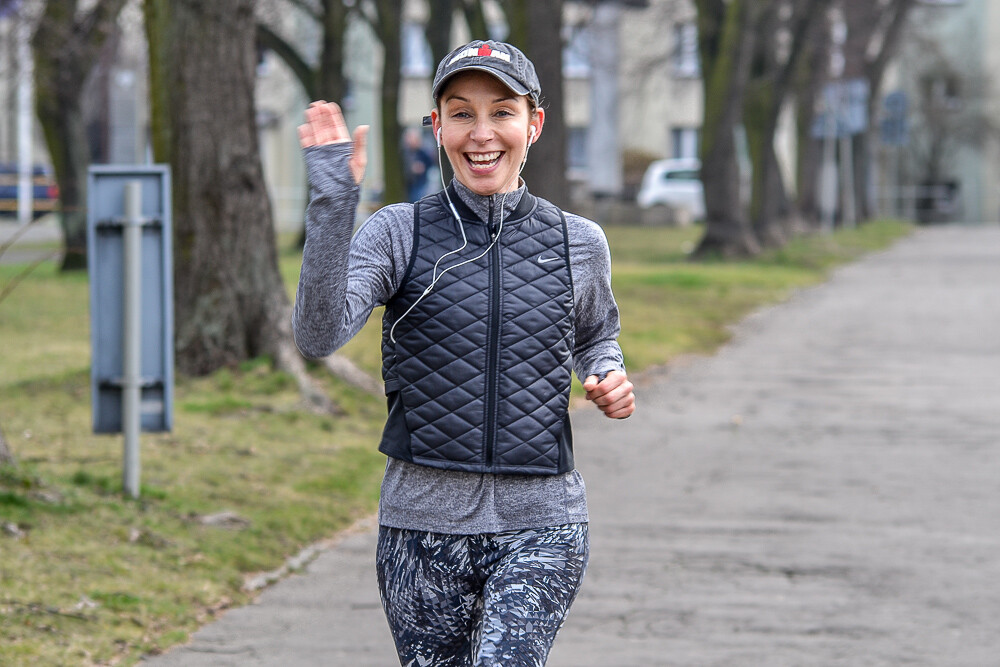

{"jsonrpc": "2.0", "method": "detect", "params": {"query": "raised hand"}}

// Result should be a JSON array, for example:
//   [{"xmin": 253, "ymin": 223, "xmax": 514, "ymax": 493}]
[{"xmin": 298, "ymin": 100, "xmax": 369, "ymax": 185}]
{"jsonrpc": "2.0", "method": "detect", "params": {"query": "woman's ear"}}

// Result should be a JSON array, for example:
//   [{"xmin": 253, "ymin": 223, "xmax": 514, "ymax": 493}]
[
  {"xmin": 529, "ymin": 108, "xmax": 545, "ymax": 144},
  {"xmin": 430, "ymin": 109, "xmax": 441, "ymax": 147}
]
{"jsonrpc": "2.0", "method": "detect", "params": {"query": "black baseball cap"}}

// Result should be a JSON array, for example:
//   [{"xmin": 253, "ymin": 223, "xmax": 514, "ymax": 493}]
[{"xmin": 432, "ymin": 40, "xmax": 541, "ymax": 107}]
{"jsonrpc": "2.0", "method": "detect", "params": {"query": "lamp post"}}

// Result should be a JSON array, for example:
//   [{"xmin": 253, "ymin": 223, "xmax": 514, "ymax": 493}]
[{"xmin": 820, "ymin": 5, "xmax": 848, "ymax": 232}]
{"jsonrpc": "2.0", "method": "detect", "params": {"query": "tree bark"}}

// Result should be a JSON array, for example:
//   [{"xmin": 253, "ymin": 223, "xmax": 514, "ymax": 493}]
[
  {"xmin": 143, "ymin": 0, "xmax": 331, "ymax": 414},
  {"xmin": 426, "ymin": 0, "xmax": 456, "ymax": 67},
  {"xmin": 319, "ymin": 0, "xmax": 350, "ymax": 101},
  {"xmin": 843, "ymin": 0, "xmax": 918, "ymax": 222},
  {"xmin": 373, "ymin": 0, "xmax": 407, "ymax": 204},
  {"xmin": 793, "ymin": 18, "xmax": 831, "ymax": 232},
  {"xmin": 460, "ymin": 0, "xmax": 490, "ymax": 42},
  {"xmin": 257, "ymin": 23, "xmax": 319, "ymax": 100},
  {"xmin": 692, "ymin": 0, "xmax": 760, "ymax": 258},
  {"xmin": 746, "ymin": 0, "xmax": 831, "ymax": 248},
  {"xmin": 31, "ymin": 0, "xmax": 127, "ymax": 271},
  {"xmin": 501, "ymin": 0, "xmax": 569, "ymax": 207}
]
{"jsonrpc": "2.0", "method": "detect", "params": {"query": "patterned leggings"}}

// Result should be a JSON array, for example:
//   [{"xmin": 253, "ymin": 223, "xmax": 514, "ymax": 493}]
[{"xmin": 376, "ymin": 523, "xmax": 589, "ymax": 667}]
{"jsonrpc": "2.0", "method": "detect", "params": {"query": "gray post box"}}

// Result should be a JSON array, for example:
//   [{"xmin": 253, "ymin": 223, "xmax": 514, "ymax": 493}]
[{"xmin": 87, "ymin": 165, "xmax": 173, "ymax": 434}]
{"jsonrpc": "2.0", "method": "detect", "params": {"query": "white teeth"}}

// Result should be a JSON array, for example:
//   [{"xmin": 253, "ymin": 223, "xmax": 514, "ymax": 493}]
[{"xmin": 468, "ymin": 151, "xmax": 502, "ymax": 164}]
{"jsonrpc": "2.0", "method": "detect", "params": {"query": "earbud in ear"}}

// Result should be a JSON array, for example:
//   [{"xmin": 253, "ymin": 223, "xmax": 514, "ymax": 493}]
[
  {"xmin": 436, "ymin": 128, "xmax": 442, "ymax": 147},
  {"xmin": 529, "ymin": 126, "xmax": 536, "ymax": 143}
]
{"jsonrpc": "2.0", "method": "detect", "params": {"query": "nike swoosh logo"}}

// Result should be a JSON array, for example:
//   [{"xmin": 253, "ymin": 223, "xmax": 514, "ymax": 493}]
[{"xmin": 537, "ymin": 255, "xmax": 559, "ymax": 264}]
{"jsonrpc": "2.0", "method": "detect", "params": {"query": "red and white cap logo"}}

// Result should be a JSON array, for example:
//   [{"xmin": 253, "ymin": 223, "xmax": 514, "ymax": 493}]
[{"xmin": 449, "ymin": 44, "xmax": 512, "ymax": 65}]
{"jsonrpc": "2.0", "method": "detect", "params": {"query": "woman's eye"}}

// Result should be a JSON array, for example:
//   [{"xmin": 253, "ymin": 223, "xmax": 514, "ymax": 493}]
[{"xmin": 495, "ymin": 109, "xmax": 514, "ymax": 118}]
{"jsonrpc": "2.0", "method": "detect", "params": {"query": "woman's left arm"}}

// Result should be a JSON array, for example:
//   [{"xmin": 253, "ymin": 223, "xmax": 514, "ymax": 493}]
[{"xmin": 567, "ymin": 215, "xmax": 635, "ymax": 419}]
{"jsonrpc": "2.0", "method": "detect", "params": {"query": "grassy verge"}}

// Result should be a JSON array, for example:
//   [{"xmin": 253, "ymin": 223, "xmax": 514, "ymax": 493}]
[
  {"xmin": 605, "ymin": 221, "xmax": 912, "ymax": 369},
  {"xmin": 0, "ymin": 220, "xmax": 910, "ymax": 665}
]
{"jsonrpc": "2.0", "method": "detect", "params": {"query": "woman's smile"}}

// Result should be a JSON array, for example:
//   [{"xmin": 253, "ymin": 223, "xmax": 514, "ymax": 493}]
[
  {"xmin": 466, "ymin": 151, "xmax": 504, "ymax": 172},
  {"xmin": 432, "ymin": 70, "xmax": 543, "ymax": 196}
]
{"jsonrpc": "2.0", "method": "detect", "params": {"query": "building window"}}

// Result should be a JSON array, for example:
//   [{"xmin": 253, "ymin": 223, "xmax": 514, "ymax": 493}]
[
  {"xmin": 671, "ymin": 127, "xmax": 699, "ymax": 159},
  {"xmin": 567, "ymin": 126, "xmax": 588, "ymax": 172},
  {"xmin": 401, "ymin": 22, "xmax": 432, "ymax": 77},
  {"xmin": 673, "ymin": 22, "xmax": 700, "ymax": 78},
  {"xmin": 563, "ymin": 25, "xmax": 591, "ymax": 78}
]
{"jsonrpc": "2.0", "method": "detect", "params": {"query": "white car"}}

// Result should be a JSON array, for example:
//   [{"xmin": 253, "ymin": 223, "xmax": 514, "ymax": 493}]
[{"xmin": 636, "ymin": 158, "xmax": 705, "ymax": 220}]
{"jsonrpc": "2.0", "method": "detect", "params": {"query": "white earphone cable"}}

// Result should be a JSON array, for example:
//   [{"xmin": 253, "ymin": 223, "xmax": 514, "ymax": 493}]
[{"xmin": 389, "ymin": 124, "xmax": 535, "ymax": 343}]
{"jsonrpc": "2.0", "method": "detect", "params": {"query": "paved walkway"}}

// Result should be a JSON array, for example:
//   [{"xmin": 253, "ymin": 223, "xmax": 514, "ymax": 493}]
[
  {"xmin": 145, "ymin": 225, "xmax": 1000, "ymax": 666},
  {"xmin": 0, "ymin": 218, "xmax": 62, "ymax": 265}
]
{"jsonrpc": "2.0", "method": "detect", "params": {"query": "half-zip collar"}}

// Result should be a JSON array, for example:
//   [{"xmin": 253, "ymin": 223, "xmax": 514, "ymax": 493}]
[{"xmin": 450, "ymin": 178, "xmax": 530, "ymax": 227}]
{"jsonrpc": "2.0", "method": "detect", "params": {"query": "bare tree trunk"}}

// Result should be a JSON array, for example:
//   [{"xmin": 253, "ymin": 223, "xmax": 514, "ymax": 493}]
[
  {"xmin": 32, "ymin": 0, "xmax": 127, "ymax": 271},
  {"xmin": 843, "ymin": 0, "xmax": 918, "ymax": 222},
  {"xmin": 144, "ymin": 0, "xmax": 334, "ymax": 412},
  {"xmin": 525, "ymin": 0, "xmax": 568, "ymax": 207},
  {"xmin": 747, "ymin": 0, "xmax": 831, "ymax": 248},
  {"xmin": 793, "ymin": 28, "xmax": 830, "ymax": 232},
  {"xmin": 460, "ymin": 0, "xmax": 490, "ymax": 40},
  {"xmin": 692, "ymin": 0, "xmax": 760, "ymax": 258},
  {"xmin": 319, "ymin": 0, "xmax": 350, "ymax": 101},
  {"xmin": 373, "ymin": 0, "xmax": 406, "ymax": 204},
  {"xmin": 501, "ymin": 0, "xmax": 569, "ymax": 207},
  {"xmin": 426, "ymin": 0, "xmax": 456, "ymax": 66}
]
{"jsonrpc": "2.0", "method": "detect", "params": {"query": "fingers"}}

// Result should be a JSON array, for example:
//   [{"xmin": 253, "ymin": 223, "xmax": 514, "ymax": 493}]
[
  {"xmin": 585, "ymin": 371, "xmax": 636, "ymax": 420},
  {"xmin": 348, "ymin": 125, "xmax": 370, "ymax": 184},
  {"xmin": 601, "ymin": 394, "xmax": 636, "ymax": 419},
  {"xmin": 297, "ymin": 123, "xmax": 315, "ymax": 148},
  {"xmin": 299, "ymin": 100, "xmax": 352, "ymax": 147}
]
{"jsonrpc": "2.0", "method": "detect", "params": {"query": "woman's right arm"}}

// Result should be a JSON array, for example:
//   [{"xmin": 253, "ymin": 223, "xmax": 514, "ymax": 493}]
[{"xmin": 292, "ymin": 144, "xmax": 415, "ymax": 359}]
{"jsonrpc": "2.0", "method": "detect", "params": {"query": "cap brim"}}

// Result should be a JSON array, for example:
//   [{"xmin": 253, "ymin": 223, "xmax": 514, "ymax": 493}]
[{"xmin": 433, "ymin": 65, "xmax": 531, "ymax": 100}]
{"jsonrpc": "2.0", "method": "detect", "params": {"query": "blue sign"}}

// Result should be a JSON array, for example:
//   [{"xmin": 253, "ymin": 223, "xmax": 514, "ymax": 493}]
[
  {"xmin": 87, "ymin": 166, "xmax": 174, "ymax": 433},
  {"xmin": 879, "ymin": 90, "xmax": 909, "ymax": 146},
  {"xmin": 880, "ymin": 117, "xmax": 909, "ymax": 146},
  {"xmin": 811, "ymin": 78, "xmax": 871, "ymax": 139},
  {"xmin": 884, "ymin": 90, "xmax": 908, "ymax": 116}
]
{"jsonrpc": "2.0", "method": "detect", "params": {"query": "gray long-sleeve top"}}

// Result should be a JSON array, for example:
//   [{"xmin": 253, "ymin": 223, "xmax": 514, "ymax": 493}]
[{"xmin": 293, "ymin": 144, "xmax": 626, "ymax": 534}]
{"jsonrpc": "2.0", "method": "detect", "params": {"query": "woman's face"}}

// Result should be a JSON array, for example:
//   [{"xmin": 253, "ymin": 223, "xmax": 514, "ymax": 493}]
[{"xmin": 431, "ymin": 71, "xmax": 543, "ymax": 196}]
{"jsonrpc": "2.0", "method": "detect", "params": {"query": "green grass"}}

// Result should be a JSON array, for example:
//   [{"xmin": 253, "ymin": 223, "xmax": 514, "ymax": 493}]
[
  {"xmin": 0, "ymin": 219, "xmax": 911, "ymax": 665},
  {"xmin": 604, "ymin": 220, "xmax": 912, "ymax": 370}
]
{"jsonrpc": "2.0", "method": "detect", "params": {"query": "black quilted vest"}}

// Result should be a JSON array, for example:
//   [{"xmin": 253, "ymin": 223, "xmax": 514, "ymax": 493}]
[{"xmin": 379, "ymin": 185, "xmax": 576, "ymax": 475}]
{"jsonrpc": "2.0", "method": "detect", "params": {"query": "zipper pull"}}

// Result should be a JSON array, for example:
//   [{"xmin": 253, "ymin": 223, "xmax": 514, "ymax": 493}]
[{"xmin": 488, "ymin": 197, "xmax": 498, "ymax": 239}]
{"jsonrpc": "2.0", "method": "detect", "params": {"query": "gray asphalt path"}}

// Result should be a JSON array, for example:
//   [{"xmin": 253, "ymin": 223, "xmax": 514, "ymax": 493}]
[
  {"xmin": 0, "ymin": 218, "xmax": 62, "ymax": 265},
  {"xmin": 144, "ymin": 225, "xmax": 1000, "ymax": 666}
]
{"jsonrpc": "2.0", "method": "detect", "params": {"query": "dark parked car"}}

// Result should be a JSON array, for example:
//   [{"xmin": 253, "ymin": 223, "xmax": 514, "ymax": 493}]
[{"xmin": 0, "ymin": 164, "xmax": 59, "ymax": 219}]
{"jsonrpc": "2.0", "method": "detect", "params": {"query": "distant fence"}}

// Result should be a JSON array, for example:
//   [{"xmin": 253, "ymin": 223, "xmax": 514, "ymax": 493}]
[{"xmin": 877, "ymin": 183, "xmax": 962, "ymax": 223}]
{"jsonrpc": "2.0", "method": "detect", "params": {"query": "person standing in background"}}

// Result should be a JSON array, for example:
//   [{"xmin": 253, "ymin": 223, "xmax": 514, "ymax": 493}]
[{"xmin": 402, "ymin": 127, "xmax": 434, "ymax": 202}]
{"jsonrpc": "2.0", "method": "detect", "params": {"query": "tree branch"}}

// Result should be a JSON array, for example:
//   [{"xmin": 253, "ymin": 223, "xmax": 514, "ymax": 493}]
[
  {"xmin": 783, "ymin": 1, "xmax": 830, "ymax": 90},
  {"xmin": 0, "ymin": 252, "xmax": 61, "ymax": 306},
  {"xmin": 867, "ymin": 0, "xmax": 917, "ymax": 86},
  {"xmin": 460, "ymin": 0, "xmax": 489, "ymax": 39},
  {"xmin": 285, "ymin": 0, "xmax": 322, "ymax": 22},
  {"xmin": 256, "ymin": 22, "xmax": 318, "ymax": 100}
]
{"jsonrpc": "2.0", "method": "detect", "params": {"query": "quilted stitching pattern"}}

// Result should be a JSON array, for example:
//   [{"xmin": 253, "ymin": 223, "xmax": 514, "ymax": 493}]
[{"xmin": 382, "ymin": 192, "xmax": 574, "ymax": 474}]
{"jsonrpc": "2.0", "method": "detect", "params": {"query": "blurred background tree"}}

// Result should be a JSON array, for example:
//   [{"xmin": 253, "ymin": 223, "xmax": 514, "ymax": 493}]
[
  {"xmin": 144, "ymin": 0, "xmax": 334, "ymax": 410},
  {"xmin": 31, "ymin": 0, "xmax": 127, "ymax": 270}
]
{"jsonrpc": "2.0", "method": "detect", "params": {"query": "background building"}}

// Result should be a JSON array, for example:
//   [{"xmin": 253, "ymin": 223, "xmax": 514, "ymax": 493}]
[
  {"xmin": 881, "ymin": 0, "xmax": 999, "ymax": 223},
  {"xmin": 9, "ymin": 0, "xmax": 997, "ymax": 232}
]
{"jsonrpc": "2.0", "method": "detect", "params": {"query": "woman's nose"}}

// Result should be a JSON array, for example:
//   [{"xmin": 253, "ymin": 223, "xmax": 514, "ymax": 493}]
[{"xmin": 470, "ymin": 119, "xmax": 493, "ymax": 143}]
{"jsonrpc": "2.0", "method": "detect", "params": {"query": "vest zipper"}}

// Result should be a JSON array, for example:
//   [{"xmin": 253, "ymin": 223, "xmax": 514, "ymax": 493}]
[{"xmin": 485, "ymin": 197, "xmax": 500, "ymax": 468}]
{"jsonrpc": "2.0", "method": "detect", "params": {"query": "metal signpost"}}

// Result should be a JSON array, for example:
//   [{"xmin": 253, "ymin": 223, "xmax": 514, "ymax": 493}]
[
  {"xmin": 812, "ymin": 78, "xmax": 870, "ymax": 231},
  {"xmin": 87, "ymin": 166, "xmax": 173, "ymax": 499}
]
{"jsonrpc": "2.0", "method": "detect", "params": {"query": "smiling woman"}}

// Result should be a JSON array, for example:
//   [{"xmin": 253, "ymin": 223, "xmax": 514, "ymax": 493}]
[
  {"xmin": 431, "ymin": 70, "xmax": 542, "ymax": 196},
  {"xmin": 291, "ymin": 39, "xmax": 634, "ymax": 666}
]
